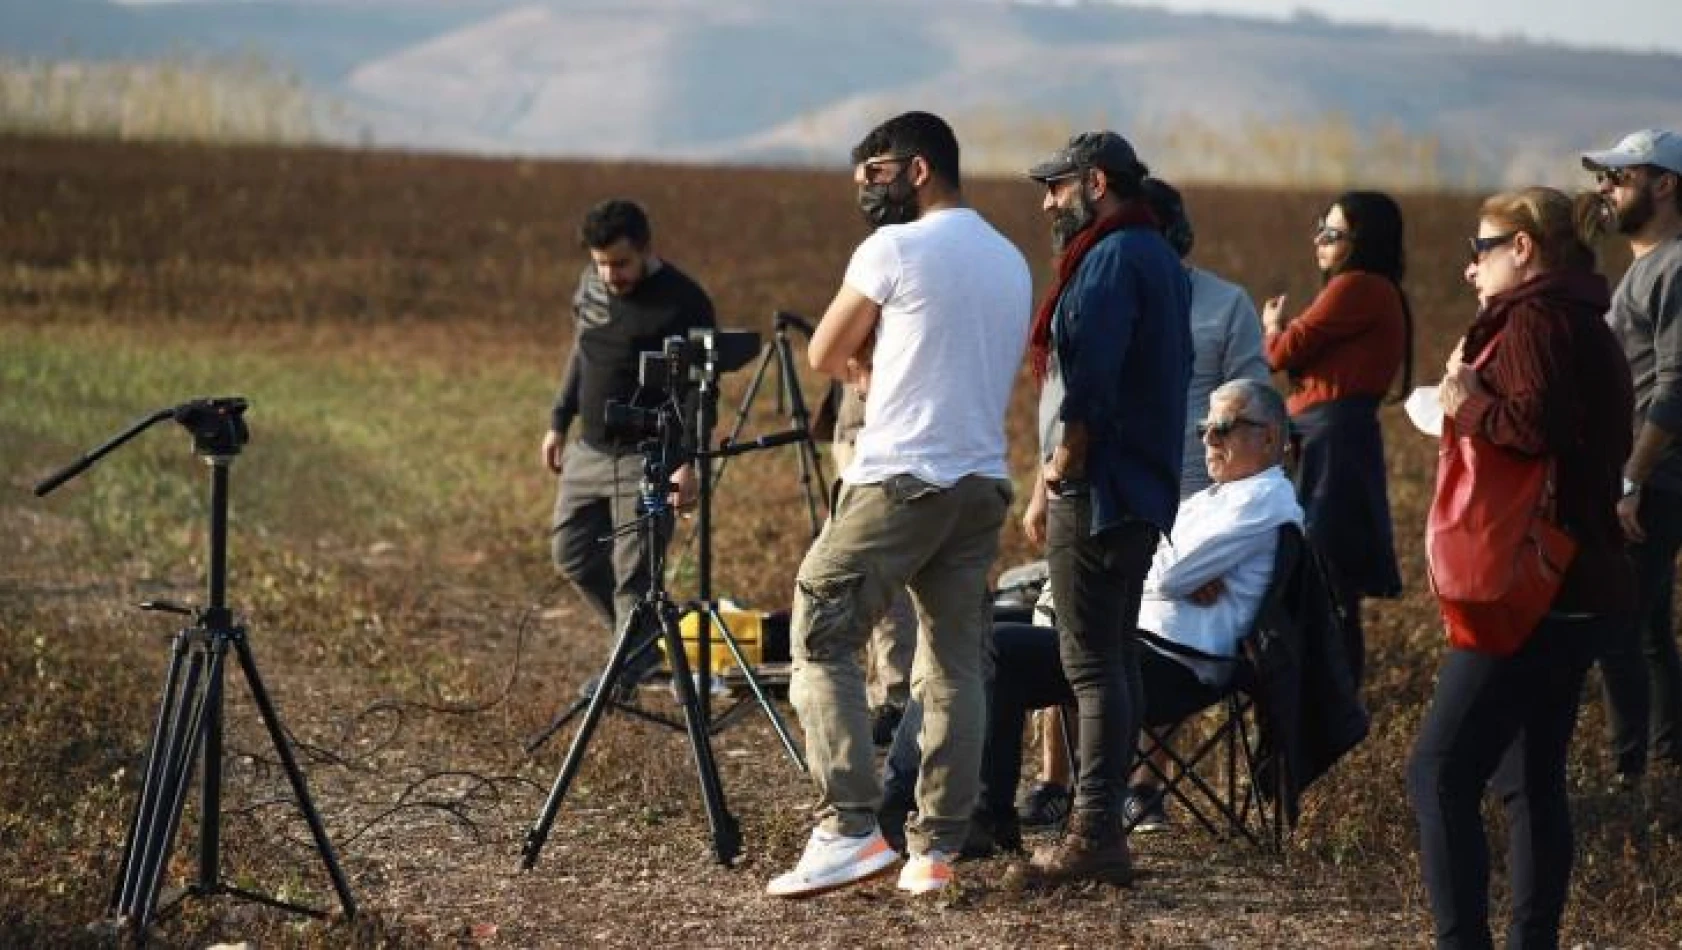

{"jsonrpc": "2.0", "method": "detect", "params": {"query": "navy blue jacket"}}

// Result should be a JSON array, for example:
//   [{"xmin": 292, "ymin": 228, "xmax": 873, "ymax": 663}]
[{"xmin": 1052, "ymin": 227, "xmax": 1193, "ymax": 534}]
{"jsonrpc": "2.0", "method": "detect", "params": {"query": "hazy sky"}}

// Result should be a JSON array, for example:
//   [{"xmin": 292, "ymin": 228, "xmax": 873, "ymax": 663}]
[
  {"xmin": 1126, "ymin": 0, "xmax": 1682, "ymax": 55},
  {"xmin": 104, "ymin": 0, "xmax": 1682, "ymax": 56}
]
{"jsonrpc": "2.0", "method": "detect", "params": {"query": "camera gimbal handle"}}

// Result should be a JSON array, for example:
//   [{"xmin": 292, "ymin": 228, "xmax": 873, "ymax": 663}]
[{"xmin": 34, "ymin": 397, "xmax": 250, "ymax": 497}]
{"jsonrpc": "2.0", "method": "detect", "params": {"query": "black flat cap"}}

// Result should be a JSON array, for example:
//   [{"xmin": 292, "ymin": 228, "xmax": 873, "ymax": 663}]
[{"xmin": 1027, "ymin": 131, "xmax": 1140, "ymax": 181}]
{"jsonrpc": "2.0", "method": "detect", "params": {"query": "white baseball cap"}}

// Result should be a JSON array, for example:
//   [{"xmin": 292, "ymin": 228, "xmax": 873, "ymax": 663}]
[{"xmin": 1582, "ymin": 128, "xmax": 1682, "ymax": 176}]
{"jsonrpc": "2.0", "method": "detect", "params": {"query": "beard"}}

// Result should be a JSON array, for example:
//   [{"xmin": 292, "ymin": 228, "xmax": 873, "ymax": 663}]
[
  {"xmin": 1613, "ymin": 185, "xmax": 1656, "ymax": 236},
  {"xmin": 1049, "ymin": 191, "xmax": 1097, "ymax": 254},
  {"xmin": 857, "ymin": 171, "xmax": 919, "ymax": 229}
]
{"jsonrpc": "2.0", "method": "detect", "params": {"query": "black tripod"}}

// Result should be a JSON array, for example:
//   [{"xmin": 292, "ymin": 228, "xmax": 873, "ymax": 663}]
[
  {"xmin": 711, "ymin": 311, "xmax": 829, "ymax": 537},
  {"xmin": 35, "ymin": 398, "xmax": 356, "ymax": 940},
  {"xmin": 521, "ymin": 432, "xmax": 742, "ymax": 868},
  {"xmin": 524, "ymin": 328, "xmax": 807, "ymax": 766}
]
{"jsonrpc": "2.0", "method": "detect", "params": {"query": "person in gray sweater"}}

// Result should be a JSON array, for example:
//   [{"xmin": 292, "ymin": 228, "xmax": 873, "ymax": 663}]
[{"xmin": 1583, "ymin": 129, "xmax": 1682, "ymax": 786}]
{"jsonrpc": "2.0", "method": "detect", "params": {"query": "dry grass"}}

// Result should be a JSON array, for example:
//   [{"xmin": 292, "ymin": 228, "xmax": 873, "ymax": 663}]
[{"xmin": 1, "ymin": 135, "xmax": 1678, "ymax": 948}]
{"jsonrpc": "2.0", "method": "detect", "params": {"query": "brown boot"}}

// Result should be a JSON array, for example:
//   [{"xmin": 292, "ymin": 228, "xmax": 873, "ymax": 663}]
[{"xmin": 1003, "ymin": 811, "xmax": 1133, "ymax": 890}]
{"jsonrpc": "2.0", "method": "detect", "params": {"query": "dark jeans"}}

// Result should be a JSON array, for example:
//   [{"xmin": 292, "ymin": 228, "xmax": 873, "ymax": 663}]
[
  {"xmin": 1598, "ymin": 484, "xmax": 1682, "ymax": 775},
  {"xmin": 1406, "ymin": 615, "xmax": 1602, "ymax": 950},
  {"xmin": 1046, "ymin": 493, "xmax": 1158, "ymax": 820},
  {"xmin": 979, "ymin": 623, "xmax": 1221, "ymax": 819},
  {"xmin": 882, "ymin": 624, "xmax": 1223, "ymax": 820}
]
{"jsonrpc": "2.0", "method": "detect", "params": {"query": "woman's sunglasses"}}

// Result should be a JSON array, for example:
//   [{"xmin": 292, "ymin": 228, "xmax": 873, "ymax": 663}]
[
  {"xmin": 1312, "ymin": 225, "xmax": 1349, "ymax": 247},
  {"xmin": 1466, "ymin": 232, "xmax": 1517, "ymax": 262}
]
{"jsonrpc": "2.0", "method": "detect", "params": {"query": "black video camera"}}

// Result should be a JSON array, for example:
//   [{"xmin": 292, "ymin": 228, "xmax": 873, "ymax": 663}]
[
  {"xmin": 636, "ymin": 328, "xmax": 761, "ymax": 394},
  {"xmin": 601, "ymin": 327, "xmax": 761, "ymax": 451}
]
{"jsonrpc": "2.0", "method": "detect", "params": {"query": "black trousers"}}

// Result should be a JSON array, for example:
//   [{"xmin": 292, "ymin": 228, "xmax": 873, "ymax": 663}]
[
  {"xmin": 980, "ymin": 622, "xmax": 1223, "ymax": 819},
  {"xmin": 1598, "ymin": 483, "xmax": 1682, "ymax": 775},
  {"xmin": 1046, "ymin": 493, "xmax": 1158, "ymax": 821},
  {"xmin": 1406, "ymin": 615, "xmax": 1602, "ymax": 950}
]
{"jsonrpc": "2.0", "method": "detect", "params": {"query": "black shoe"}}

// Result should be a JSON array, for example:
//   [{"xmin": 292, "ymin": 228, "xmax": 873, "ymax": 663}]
[
  {"xmin": 1017, "ymin": 781, "xmax": 1072, "ymax": 830},
  {"xmin": 1123, "ymin": 784, "xmax": 1170, "ymax": 833},
  {"xmin": 961, "ymin": 810, "xmax": 1023, "ymax": 859},
  {"xmin": 877, "ymin": 796, "xmax": 912, "ymax": 853},
  {"xmin": 871, "ymin": 703, "xmax": 906, "ymax": 748}
]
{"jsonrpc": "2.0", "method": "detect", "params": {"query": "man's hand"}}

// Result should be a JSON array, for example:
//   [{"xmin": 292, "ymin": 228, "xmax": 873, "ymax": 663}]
[
  {"xmin": 669, "ymin": 463, "xmax": 698, "ymax": 509},
  {"xmin": 1186, "ymin": 577, "xmax": 1226, "ymax": 606},
  {"xmin": 1618, "ymin": 491, "xmax": 1646, "ymax": 543},
  {"xmin": 845, "ymin": 356, "xmax": 873, "ymax": 396},
  {"xmin": 1023, "ymin": 475, "xmax": 1048, "ymax": 549},
  {"xmin": 541, "ymin": 430, "xmax": 564, "ymax": 475}
]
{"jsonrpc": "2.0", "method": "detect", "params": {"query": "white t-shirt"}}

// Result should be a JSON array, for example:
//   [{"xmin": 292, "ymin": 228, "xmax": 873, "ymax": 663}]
[{"xmin": 840, "ymin": 207, "xmax": 1032, "ymax": 487}]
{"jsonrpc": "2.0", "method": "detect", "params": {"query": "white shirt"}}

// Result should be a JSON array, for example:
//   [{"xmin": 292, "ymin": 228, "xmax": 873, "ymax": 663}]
[
  {"xmin": 841, "ymin": 207, "xmax": 1032, "ymax": 487},
  {"xmin": 1138, "ymin": 466, "xmax": 1304, "ymax": 682}
]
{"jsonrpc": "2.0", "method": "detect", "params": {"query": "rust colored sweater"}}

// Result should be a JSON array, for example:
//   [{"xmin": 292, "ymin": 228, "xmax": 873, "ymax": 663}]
[{"xmin": 1265, "ymin": 271, "xmax": 1406, "ymax": 416}]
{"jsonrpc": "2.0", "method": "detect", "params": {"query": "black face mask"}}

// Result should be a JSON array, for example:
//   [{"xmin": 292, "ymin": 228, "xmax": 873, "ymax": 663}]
[{"xmin": 858, "ymin": 167, "xmax": 919, "ymax": 229}]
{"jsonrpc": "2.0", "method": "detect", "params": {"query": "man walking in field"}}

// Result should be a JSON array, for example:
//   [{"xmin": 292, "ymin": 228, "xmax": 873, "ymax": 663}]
[
  {"xmin": 1011, "ymin": 132, "xmax": 1192, "ymax": 888},
  {"xmin": 541, "ymin": 199, "xmax": 714, "ymax": 684},
  {"xmin": 1584, "ymin": 129, "xmax": 1682, "ymax": 789},
  {"xmin": 767, "ymin": 111, "xmax": 1031, "ymax": 898}
]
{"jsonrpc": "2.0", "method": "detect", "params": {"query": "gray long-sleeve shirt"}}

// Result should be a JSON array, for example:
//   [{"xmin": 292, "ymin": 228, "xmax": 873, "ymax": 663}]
[
  {"xmin": 1608, "ymin": 236, "xmax": 1682, "ymax": 491},
  {"xmin": 1179, "ymin": 266, "xmax": 1271, "ymax": 498}
]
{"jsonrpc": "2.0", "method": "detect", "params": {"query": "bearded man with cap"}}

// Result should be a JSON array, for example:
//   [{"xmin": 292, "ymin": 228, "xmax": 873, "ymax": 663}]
[
  {"xmin": 1010, "ymin": 131, "xmax": 1192, "ymax": 889},
  {"xmin": 1583, "ymin": 129, "xmax": 1682, "ymax": 788}
]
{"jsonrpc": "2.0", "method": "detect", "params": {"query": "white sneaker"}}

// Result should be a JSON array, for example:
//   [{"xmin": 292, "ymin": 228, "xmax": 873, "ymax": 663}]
[
  {"xmin": 896, "ymin": 850, "xmax": 956, "ymax": 895},
  {"xmin": 766, "ymin": 827, "xmax": 899, "ymax": 898}
]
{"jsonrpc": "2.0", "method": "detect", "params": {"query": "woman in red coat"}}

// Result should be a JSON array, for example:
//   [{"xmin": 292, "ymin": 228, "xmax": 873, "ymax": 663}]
[
  {"xmin": 1262, "ymin": 191, "xmax": 1414, "ymax": 685},
  {"xmin": 1407, "ymin": 187, "xmax": 1633, "ymax": 949}
]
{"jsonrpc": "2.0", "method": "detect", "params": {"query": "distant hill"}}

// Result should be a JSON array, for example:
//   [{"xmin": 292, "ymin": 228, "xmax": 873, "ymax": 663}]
[{"xmin": 5, "ymin": 0, "xmax": 1681, "ymax": 186}]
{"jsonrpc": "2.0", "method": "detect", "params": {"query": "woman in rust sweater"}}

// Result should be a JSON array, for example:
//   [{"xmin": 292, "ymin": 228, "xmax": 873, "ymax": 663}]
[
  {"xmin": 1262, "ymin": 190, "xmax": 1413, "ymax": 684},
  {"xmin": 1406, "ymin": 187, "xmax": 1632, "ymax": 949}
]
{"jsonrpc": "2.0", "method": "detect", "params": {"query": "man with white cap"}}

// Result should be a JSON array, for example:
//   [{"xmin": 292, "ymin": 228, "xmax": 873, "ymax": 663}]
[{"xmin": 1583, "ymin": 128, "xmax": 1682, "ymax": 788}]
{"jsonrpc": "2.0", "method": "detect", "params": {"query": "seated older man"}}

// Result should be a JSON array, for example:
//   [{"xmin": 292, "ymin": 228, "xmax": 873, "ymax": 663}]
[{"xmin": 974, "ymin": 378, "xmax": 1303, "ymax": 848}]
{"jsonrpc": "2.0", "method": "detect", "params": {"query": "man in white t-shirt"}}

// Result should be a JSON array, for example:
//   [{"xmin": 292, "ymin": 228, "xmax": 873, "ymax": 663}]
[{"xmin": 767, "ymin": 111, "xmax": 1032, "ymax": 899}]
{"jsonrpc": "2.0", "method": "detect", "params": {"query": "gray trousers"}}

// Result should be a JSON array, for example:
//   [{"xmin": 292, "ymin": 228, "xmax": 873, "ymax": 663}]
[{"xmin": 550, "ymin": 440, "xmax": 670, "ymax": 641}]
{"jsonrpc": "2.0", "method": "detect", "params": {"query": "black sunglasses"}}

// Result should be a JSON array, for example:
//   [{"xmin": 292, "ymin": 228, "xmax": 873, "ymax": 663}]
[
  {"xmin": 1196, "ymin": 418, "xmax": 1266, "ymax": 440},
  {"xmin": 1466, "ymin": 232, "xmax": 1517, "ymax": 261},
  {"xmin": 860, "ymin": 154, "xmax": 916, "ymax": 180}
]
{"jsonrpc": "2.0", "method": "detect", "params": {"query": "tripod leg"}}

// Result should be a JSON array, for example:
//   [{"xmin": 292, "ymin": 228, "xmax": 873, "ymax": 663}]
[
  {"xmin": 704, "ymin": 609, "xmax": 807, "ymax": 773},
  {"xmin": 110, "ymin": 628, "xmax": 192, "ymax": 915},
  {"xmin": 774, "ymin": 335, "xmax": 828, "ymax": 535},
  {"xmin": 229, "ymin": 631, "xmax": 358, "ymax": 920},
  {"xmin": 127, "ymin": 639, "xmax": 223, "ymax": 929},
  {"xmin": 662, "ymin": 607, "xmax": 741, "ymax": 866},
  {"xmin": 521, "ymin": 602, "xmax": 646, "ymax": 870}
]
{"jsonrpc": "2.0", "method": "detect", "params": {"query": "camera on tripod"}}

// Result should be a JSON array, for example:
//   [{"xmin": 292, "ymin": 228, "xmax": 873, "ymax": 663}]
[
  {"xmin": 639, "ymin": 328, "xmax": 761, "ymax": 397},
  {"xmin": 602, "ymin": 328, "xmax": 761, "ymax": 454}
]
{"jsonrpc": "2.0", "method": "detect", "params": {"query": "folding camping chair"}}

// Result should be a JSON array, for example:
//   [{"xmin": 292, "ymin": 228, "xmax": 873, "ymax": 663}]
[{"xmin": 1115, "ymin": 524, "xmax": 1320, "ymax": 850}]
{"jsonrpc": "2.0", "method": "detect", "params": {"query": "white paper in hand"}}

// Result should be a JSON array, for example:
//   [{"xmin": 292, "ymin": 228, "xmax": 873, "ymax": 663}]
[{"xmin": 1405, "ymin": 386, "xmax": 1444, "ymax": 438}]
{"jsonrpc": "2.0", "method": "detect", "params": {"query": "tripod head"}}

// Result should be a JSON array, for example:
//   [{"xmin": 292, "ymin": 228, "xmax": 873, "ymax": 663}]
[{"xmin": 35, "ymin": 397, "xmax": 250, "ymax": 497}]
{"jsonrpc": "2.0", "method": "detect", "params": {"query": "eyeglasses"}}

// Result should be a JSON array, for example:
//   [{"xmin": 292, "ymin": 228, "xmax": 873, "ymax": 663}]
[
  {"xmin": 1594, "ymin": 166, "xmax": 1639, "ymax": 188},
  {"xmin": 1312, "ymin": 225, "xmax": 1350, "ymax": 247},
  {"xmin": 860, "ymin": 154, "xmax": 915, "ymax": 183},
  {"xmin": 1196, "ymin": 418, "xmax": 1266, "ymax": 440},
  {"xmin": 1466, "ymin": 232, "xmax": 1517, "ymax": 262}
]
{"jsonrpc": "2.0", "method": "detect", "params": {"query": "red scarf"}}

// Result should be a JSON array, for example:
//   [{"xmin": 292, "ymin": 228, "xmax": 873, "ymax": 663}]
[{"xmin": 1029, "ymin": 200, "xmax": 1160, "ymax": 382}]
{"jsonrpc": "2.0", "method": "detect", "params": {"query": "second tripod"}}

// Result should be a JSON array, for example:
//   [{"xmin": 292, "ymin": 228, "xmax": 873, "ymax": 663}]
[{"xmin": 522, "ymin": 442, "xmax": 741, "ymax": 867}]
